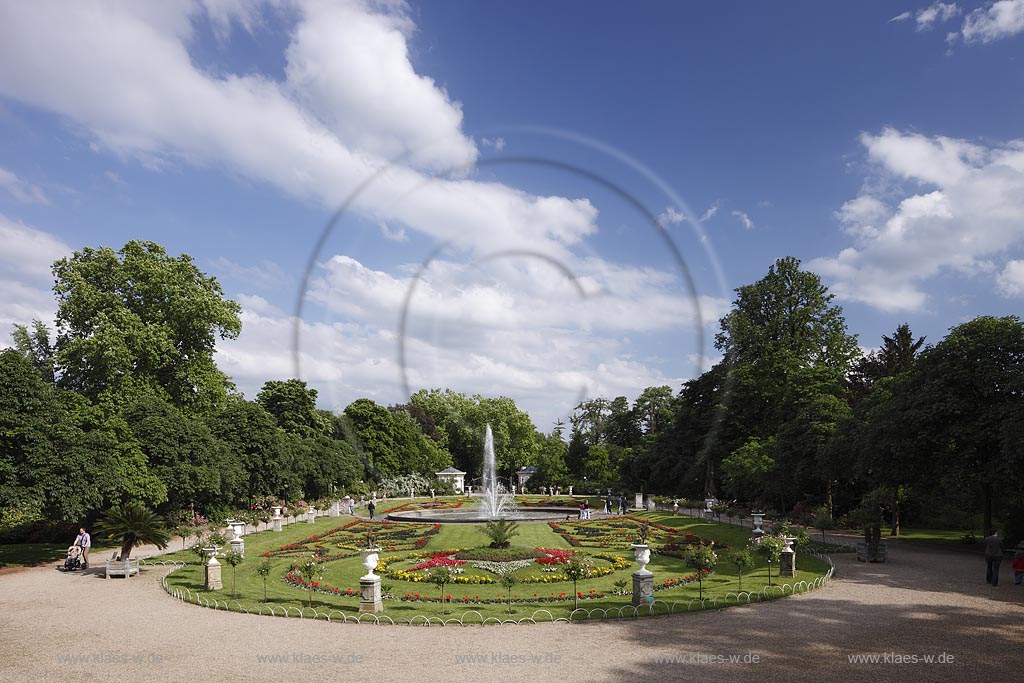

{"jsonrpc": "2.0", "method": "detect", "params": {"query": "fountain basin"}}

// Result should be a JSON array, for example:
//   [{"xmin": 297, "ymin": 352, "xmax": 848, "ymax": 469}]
[{"xmin": 385, "ymin": 507, "xmax": 578, "ymax": 524}]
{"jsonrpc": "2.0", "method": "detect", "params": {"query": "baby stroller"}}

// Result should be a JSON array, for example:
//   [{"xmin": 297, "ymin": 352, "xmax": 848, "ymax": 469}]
[{"xmin": 61, "ymin": 545, "xmax": 83, "ymax": 571}]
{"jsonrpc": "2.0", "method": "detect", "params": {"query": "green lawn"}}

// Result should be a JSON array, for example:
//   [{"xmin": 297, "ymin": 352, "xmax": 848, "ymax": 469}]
[
  {"xmin": 891, "ymin": 528, "xmax": 981, "ymax": 546},
  {"xmin": 157, "ymin": 509, "xmax": 831, "ymax": 621}
]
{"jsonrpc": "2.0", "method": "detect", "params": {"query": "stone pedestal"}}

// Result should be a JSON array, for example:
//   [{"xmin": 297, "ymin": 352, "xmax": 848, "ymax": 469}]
[
  {"xmin": 359, "ymin": 576, "xmax": 383, "ymax": 613},
  {"xmin": 204, "ymin": 557, "xmax": 222, "ymax": 591},
  {"xmin": 307, "ymin": 509, "xmax": 316, "ymax": 524},
  {"xmin": 229, "ymin": 537, "xmax": 244, "ymax": 557},
  {"xmin": 568, "ymin": 486, "xmax": 573, "ymax": 496},
  {"xmin": 631, "ymin": 571, "xmax": 654, "ymax": 607},
  {"xmin": 329, "ymin": 501, "xmax": 340, "ymax": 517},
  {"xmin": 779, "ymin": 549, "xmax": 796, "ymax": 577},
  {"xmin": 273, "ymin": 517, "xmax": 282, "ymax": 532}
]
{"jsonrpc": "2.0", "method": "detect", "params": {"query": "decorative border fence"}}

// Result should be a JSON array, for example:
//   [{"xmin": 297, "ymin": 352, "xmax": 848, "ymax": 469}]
[{"xmin": 145, "ymin": 552, "xmax": 835, "ymax": 626}]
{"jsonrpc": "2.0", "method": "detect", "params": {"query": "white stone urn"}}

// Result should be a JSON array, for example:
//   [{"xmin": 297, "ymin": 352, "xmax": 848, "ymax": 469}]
[
  {"xmin": 202, "ymin": 546, "xmax": 220, "ymax": 561},
  {"xmin": 361, "ymin": 548, "xmax": 381, "ymax": 581},
  {"xmin": 307, "ymin": 508, "xmax": 316, "ymax": 523},
  {"xmin": 631, "ymin": 543, "xmax": 653, "ymax": 576},
  {"xmin": 272, "ymin": 506, "xmax": 282, "ymax": 519},
  {"xmin": 751, "ymin": 513, "xmax": 765, "ymax": 531},
  {"xmin": 783, "ymin": 536, "xmax": 795, "ymax": 552}
]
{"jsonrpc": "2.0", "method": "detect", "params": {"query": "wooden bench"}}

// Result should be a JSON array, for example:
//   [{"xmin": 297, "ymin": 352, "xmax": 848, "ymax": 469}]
[{"xmin": 105, "ymin": 556, "xmax": 141, "ymax": 578}]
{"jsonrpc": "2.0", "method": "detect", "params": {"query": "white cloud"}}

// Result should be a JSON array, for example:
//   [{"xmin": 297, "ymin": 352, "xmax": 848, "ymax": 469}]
[
  {"xmin": 732, "ymin": 210, "xmax": 754, "ymax": 230},
  {"xmin": 0, "ymin": 1, "xmax": 597, "ymax": 258},
  {"xmin": 687, "ymin": 353, "xmax": 722, "ymax": 373},
  {"xmin": 810, "ymin": 128, "xmax": 1024, "ymax": 312},
  {"xmin": 658, "ymin": 206, "xmax": 686, "ymax": 226},
  {"xmin": 891, "ymin": 10, "xmax": 913, "ymax": 22},
  {"xmin": 962, "ymin": 0, "xmax": 1024, "ymax": 43},
  {"xmin": 481, "ymin": 137, "xmax": 506, "ymax": 152},
  {"xmin": 996, "ymin": 260, "xmax": 1024, "ymax": 297},
  {"xmin": 916, "ymin": 2, "xmax": 961, "ymax": 31},
  {"xmin": 209, "ymin": 256, "xmax": 287, "ymax": 289},
  {"xmin": 0, "ymin": 215, "xmax": 69, "ymax": 334},
  {"xmin": 699, "ymin": 202, "xmax": 719, "ymax": 222},
  {"xmin": 0, "ymin": 167, "xmax": 49, "ymax": 204}
]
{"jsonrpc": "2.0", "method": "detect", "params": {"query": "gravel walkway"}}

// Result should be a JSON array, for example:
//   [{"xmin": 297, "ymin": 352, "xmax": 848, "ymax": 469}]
[{"xmin": 1, "ymin": 539, "xmax": 1021, "ymax": 682}]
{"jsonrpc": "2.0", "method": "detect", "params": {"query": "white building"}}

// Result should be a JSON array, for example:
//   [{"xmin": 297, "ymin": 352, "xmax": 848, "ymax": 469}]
[{"xmin": 435, "ymin": 466, "xmax": 466, "ymax": 494}]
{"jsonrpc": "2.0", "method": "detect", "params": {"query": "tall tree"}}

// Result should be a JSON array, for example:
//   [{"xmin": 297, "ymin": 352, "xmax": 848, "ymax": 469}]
[
  {"xmin": 52, "ymin": 241, "xmax": 241, "ymax": 413},
  {"xmin": 257, "ymin": 379, "xmax": 328, "ymax": 438},
  {"xmin": 11, "ymin": 320, "xmax": 55, "ymax": 383}
]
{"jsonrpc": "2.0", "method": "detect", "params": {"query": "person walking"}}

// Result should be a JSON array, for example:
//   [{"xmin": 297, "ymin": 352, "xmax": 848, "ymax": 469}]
[
  {"xmin": 367, "ymin": 501, "xmax": 376, "ymax": 520},
  {"xmin": 74, "ymin": 527, "xmax": 91, "ymax": 569},
  {"xmin": 983, "ymin": 528, "xmax": 1003, "ymax": 586}
]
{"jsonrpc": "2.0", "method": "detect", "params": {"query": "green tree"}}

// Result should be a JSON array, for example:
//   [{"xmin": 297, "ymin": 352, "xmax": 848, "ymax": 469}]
[
  {"xmin": 222, "ymin": 549, "xmax": 243, "ymax": 598},
  {"xmin": 426, "ymin": 565, "xmax": 453, "ymax": 614},
  {"xmin": 52, "ymin": 241, "xmax": 241, "ymax": 413},
  {"xmin": 95, "ymin": 501, "xmax": 171, "ymax": 559},
  {"xmin": 257, "ymin": 379, "xmax": 328, "ymax": 438},
  {"xmin": 727, "ymin": 547, "xmax": 754, "ymax": 591},
  {"xmin": 11, "ymin": 320, "xmax": 55, "ymax": 383},
  {"xmin": 562, "ymin": 555, "xmax": 593, "ymax": 610},
  {"xmin": 255, "ymin": 557, "xmax": 272, "ymax": 602},
  {"xmin": 720, "ymin": 437, "xmax": 776, "ymax": 504}
]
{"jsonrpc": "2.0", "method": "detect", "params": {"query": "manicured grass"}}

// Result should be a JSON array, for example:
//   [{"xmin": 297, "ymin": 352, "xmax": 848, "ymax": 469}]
[
  {"xmin": 892, "ymin": 528, "xmax": 980, "ymax": 546},
  {"xmin": 157, "ymin": 509, "xmax": 831, "ymax": 621}
]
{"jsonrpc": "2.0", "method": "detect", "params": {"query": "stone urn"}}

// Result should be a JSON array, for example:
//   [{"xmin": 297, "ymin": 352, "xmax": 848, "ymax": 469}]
[
  {"xmin": 631, "ymin": 543, "xmax": 653, "ymax": 576},
  {"xmin": 361, "ymin": 548, "xmax": 381, "ymax": 581},
  {"xmin": 272, "ymin": 506, "xmax": 282, "ymax": 519}
]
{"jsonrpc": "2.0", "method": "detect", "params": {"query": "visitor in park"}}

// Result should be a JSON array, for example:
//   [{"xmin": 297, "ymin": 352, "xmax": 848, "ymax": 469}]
[
  {"xmin": 578, "ymin": 502, "xmax": 585, "ymax": 520},
  {"xmin": 348, "ymin": 500, "xmax": 355, "ymax": 515},
  {"xmin": 1013, "ymin": 542, "xmax": 1024, "ymax": 585},
  {"xmin": 673, "ymin": 498, "xmax": 679, "ymax": 515},
  {"xmin": 583, "ymin": 500, "xmax": 590, "ymax": 520},
  {"xmin": 74, "ymin": 527, "xmax": 91, "ymax": 569},
  {"xmin": 368, "ymin": 501, "xmax": 376, "ymax": 519},
  {"xmin": 983, "ymin": 528, "xmax": 1003, "ymax": 586},
  {"xmin": 618, "ymin": 496, "xmax": 624, "ymax": 515}
]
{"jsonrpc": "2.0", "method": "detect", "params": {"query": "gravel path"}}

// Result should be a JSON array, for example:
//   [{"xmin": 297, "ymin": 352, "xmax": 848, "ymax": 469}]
[{"xmin": 1, "ymin": 539, "xmax": 1021, "ymax": 682}]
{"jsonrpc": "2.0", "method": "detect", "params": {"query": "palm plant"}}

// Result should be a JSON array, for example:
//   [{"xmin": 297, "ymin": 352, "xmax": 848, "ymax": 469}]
[
  {"xmin": 95, "ymin": 501, "xmax": 170, "ymax": 560},
  {"xmin": 482, "ymin": 519, "xmax": 520, "ymax": 548}
]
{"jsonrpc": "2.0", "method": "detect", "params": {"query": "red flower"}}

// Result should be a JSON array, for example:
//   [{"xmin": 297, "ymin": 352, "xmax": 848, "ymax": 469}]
[{"xmin": 577, "ymin": 591, "xmax": 583, "ymax": 597}]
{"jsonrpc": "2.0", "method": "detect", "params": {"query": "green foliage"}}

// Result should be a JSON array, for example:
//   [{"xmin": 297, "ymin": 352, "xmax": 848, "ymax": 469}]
[
  {"xmin": 727, "ymin": 547, "xmax": 754, "ymax": 591},
  {"xmin": 562, "ymin": 555, "xmax": 593, "ymax": 609},
  {"xmin": 426, "ymin": 565, "xmax": 453, "ymax": 612},
  {"xmin": 255, "ymin": 557, "xmax": 272, "ymax": 602},
  {"xmin": 721, "ymin": 437, "xmax": 776, "ymax": 503},
  {"xmin": 52, "ymin": 240, "xmax": 241, "ymax": 413},
  {"xmin": 222, "ymin": 549, "xmax": 244, "ymax": 597},
  {"xmin": 482, "ymin": 519, "xmax": 520, "ymax": 548},
  {"xmin": 95, "ymin": 501, "xmax": 170, "ymax": 559},
  {"xmin": 756, "ymin": 535, "xmax": 786, "ymax": 586}
]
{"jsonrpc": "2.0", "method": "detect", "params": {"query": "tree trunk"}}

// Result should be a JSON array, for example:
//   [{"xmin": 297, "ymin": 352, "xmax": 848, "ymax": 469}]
[
  {"xmin": 890, "ymin": 499, "xmax": 901, "ymax": 537},
  {"xmin": 120, "ymin": 539, "xmax": 134, "ymax": 560},
  {"xmin": 825, "ymin": 480, "xmax": 834, "ymax": 516}
]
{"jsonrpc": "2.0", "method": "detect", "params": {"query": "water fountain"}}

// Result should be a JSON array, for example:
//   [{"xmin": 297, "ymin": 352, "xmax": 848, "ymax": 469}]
[
  {"xmin": 479, "ymin": 424, "xmax": 516, "ymax": 520},
  {"xmin": 385, "ymin": 424, "xmax": 571, "ymax": 523}
]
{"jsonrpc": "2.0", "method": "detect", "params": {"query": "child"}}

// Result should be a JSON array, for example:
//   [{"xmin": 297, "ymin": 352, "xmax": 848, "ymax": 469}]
[{"xmin": 1014, "ymin": 541, "xmax": 1024, "ymax": 586}]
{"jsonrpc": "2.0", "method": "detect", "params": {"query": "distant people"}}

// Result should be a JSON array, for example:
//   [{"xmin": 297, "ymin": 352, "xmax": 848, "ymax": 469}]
[
  {"xmin": 1013, "ymin": 542, "xmax": 1024, "ymax": 586},
  {"xmin": 368, "ymin": 501, "xmax": 376, "ymax": 520},
  {"xmin": 983, "ymin": 528, "xmax": 1003, "ymax": 586},
  {"xmin": 673, "ymin": 499, "xmax": 680, "ymax": 515},
  {"xmin": 74, "ymin": 527, "xmax": 91, "ymax": 569},
  {"xmin": 578, "ymin": 502, "xmax": 585, "ymax": 520},
  {"xmin": 617, "ymin": 496, "xmax": 624, "ymax": 515}
]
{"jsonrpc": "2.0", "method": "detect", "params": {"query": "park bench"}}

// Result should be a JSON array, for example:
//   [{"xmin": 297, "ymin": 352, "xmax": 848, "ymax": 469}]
[{"xmin": 105, "ymin": 555, "xmax": 141, "ymax": 578}]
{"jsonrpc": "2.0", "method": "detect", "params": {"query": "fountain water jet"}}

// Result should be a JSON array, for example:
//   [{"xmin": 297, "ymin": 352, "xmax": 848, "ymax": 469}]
[{"xmin": 480, "ymin": 424, "xmax": 516, "ymax": 520}]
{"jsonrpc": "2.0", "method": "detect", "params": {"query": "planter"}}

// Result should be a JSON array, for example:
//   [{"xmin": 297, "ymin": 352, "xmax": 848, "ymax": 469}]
[
  {"xmin": 856, "ymin": 542, "xmax": 887, "ymax": 563},
  {"xmin": 631, "ymin": 543, "xmax": 652, "ymax": 576},
  {"xmin": 361, "ymin": 548, "xmax": 381, "ymax": 580}
]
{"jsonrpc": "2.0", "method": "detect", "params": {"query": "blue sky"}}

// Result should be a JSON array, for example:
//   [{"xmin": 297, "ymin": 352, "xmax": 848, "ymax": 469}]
[{"xmin": 1, "ymin": 1, "xmax": 1023, "ymax": 429}]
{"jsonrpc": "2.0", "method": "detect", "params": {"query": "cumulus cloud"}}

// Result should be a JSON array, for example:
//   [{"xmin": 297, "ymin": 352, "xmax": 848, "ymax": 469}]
[
  {"xmin": 209, "ymin": 256, "xmax": 287, "ymax": 289},
  {"xmin": 809, "ymin": 128, "xmax": 1024, "ymax": 312},
  {"xmin": 916, "ymin": 2, "xmax": 961, "ymax": 31},
  {"xmin": 996, "ymin": 260, "xmax": 1024, "ymax": 297},
  {"xmin": 0, "ymin": 1, "xmax": 597, "ymax": 258},
  {"xmin": 962, "ymin": 0, "xmax": 1024, "ymax": 43},
  {"xmin": 0, "ymin": 167, "xmax": 48, "ymax": 204},
  {"xmin": 891, "ymin": 10, "xmax": 913, "ymax": 22},
  {"xmin": 0, "ymin": 215, "xmax": 69, "ymax": 333}
]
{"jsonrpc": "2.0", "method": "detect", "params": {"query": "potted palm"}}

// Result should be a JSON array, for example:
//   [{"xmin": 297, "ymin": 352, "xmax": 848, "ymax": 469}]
[{"xmin": 96, "ymin": 501, "xmax": 171, "ymax": 561}]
